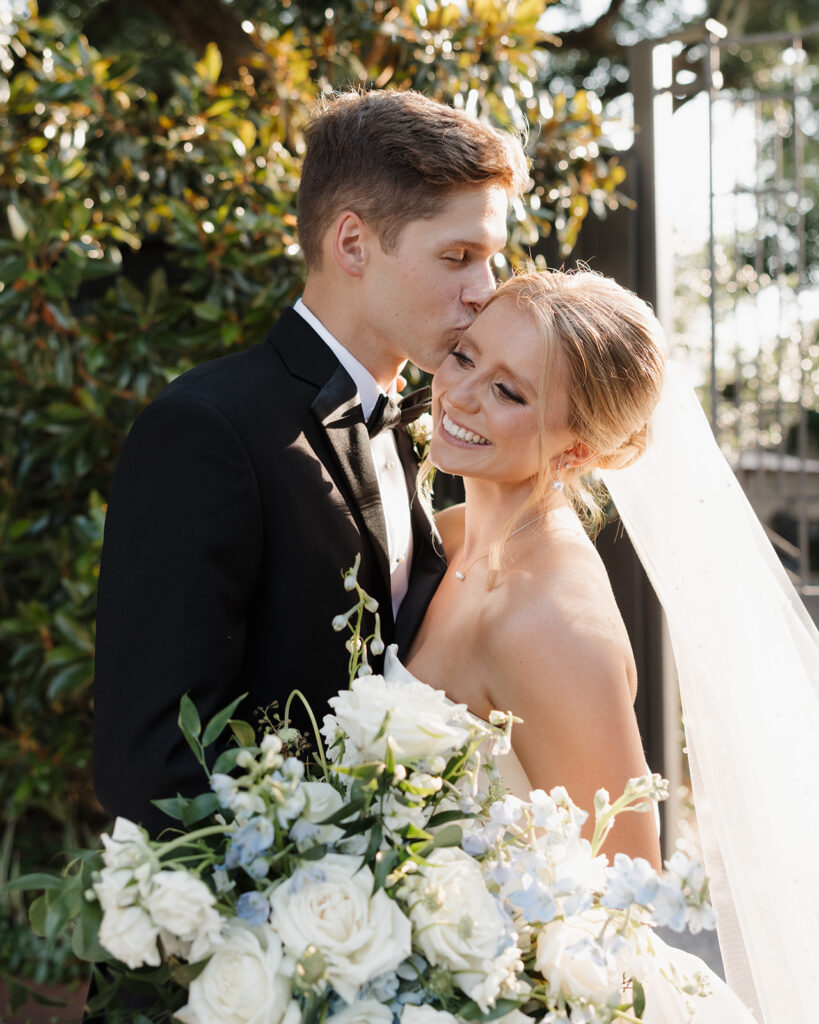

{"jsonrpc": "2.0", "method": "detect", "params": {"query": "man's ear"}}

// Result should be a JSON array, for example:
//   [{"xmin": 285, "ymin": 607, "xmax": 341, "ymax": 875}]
[{"xmin": 331, "ymin": 211, "xmax": 369, "ymax": 278}]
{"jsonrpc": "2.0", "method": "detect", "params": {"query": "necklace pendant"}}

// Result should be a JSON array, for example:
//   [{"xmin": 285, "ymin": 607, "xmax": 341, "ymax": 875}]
[{"xmin": 455, "ymin": 570, "xmax": 466, "ymax": 581}]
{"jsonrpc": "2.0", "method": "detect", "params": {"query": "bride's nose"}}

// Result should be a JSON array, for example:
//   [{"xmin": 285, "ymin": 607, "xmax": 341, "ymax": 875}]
[{"xmin": 445, "ymin": 375, "xmax": 481, "ymax": 415}]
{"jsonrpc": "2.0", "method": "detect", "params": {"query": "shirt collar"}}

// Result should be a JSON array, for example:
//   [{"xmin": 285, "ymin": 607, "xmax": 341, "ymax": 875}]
[{"xmin": 294, "ymin": 297, "xmax": 396, "ymax": 418}]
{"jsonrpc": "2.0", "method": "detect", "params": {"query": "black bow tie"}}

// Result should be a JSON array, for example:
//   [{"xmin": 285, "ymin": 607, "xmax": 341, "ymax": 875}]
[{"xmin": 366, "ymin": 386, "xmax": 431, "ymax": 438}]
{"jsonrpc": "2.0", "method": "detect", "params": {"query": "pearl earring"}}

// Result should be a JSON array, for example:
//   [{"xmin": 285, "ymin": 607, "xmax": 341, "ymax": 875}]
[{"xmin": 552, "ymin": 457, "xmax": 571, "ymax": 492}]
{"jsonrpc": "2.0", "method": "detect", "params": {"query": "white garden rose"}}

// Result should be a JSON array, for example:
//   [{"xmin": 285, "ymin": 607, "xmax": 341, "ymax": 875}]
[
  {"xmin": 144, "ymin": 870, "xmax": 224, "ymax": 961},
  {"xmin": 327, "ymin": 999, "xmax": 394, "ymax": 1023},
  {"xmin": 321, "ymin": 673, "xmax": 470, "ymax": 765},
  {"xmin": 402, "ymin": 847, "xmax": 521, "ymax": 1011},
  {"xmin": 98, "ymin": 904, "xmax": 161, "ymax": 970},
  {"xmin": 270, "ymin": 852, "xmax": 411, "ymax": 1004},
  {"xmin": 535, "ymin": 911, "xmax": 625, "ymax": 1004},
  {"xmin": 175, "ymin": 920, "xmax": 297, "ymax": 1024},
  {"xmin": 99, "ymin": 817, "xmax": 155, "ymax": 871},
  {"xmin": 92, "ymin": 865, "xmax": 140, "ymax": 913},
  {"xmin": 400, "ymin": 1006, "xmax": 459, "ymax": 1023}
]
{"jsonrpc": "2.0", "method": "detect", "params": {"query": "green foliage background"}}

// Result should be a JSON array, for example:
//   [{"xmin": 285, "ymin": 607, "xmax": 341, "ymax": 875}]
[{"xmin": 0, "ymin": 0, "xmax": 631, "ymax": 984}]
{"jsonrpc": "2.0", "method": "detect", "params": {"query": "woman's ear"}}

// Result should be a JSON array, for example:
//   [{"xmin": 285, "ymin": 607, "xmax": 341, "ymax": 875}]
[
  {"xmin": 564, "ymin": 441, "xmax": 597, "ymax": 467},
  {"xmin": 331, "ymin": 211, "xmax": 368, "ymax": 278}
]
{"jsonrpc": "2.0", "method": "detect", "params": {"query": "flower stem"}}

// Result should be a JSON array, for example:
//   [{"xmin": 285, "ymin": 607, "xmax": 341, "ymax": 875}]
[
  {"xmin": 155, "ymin": 824, "xmax": 230, "ymax": 858},
  {"xmin": 283, "ymin": 689, "xmax": 328, "ymax": 779}
]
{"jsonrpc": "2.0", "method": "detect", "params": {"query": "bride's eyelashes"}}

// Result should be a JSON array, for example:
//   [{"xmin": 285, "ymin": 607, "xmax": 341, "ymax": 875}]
[
  {"xmin": 449, "ymin": 347, "xmax": 473, "ymax": 367},
  {"xmin": 449, "ymin": 347, "xmax": 527, "ymax": 405},
  {"xmin": 495, "ymin": 382, "xmax": 525, "ymax": 404}
]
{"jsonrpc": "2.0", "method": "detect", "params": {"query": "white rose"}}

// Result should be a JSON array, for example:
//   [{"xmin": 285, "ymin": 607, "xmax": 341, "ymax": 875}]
[
  {"xmin": 98, "ymin": 904, "xmax": 161, "ymax": 970},
  {"xmin": 321, "ymin": 675, "xmax": 470, "ymax": 765},
  {"xmin": 175, "ymin": 921, "xmax": 296, "ymax": 1024},
  {"xmin": 144, "ymin": 870, "xmax": 224, "ymax": 961},
  {"xmin": 93, "ymin": 865, "xmax": 139, "ymax": 913},
  {"xmin": 403, "ymin": 848, "xmax": 521, "ymax": 1010},
  {"xmin": 270, "ymin": 852, "xmax": 411, "ymax": 1004},
  {"xmin": 328, "ymin": 999, "xmax": 394, "ymax": 1023},
  {"xmin": 100, "ymin": 817, "xmax": 155, "ymax": 872},
  {"xmin": 401, "ymin": 1007, "xmax": 459, "ymax": 1023},
  {"xmin": 535, "ymin": 912, "xmax": 625, "ymax": 1003}
]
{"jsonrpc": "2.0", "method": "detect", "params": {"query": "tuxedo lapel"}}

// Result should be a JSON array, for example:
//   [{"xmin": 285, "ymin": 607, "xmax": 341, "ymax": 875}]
[
  {"xmin": 311, "ymin": 368, "xmax": 392, "ymax": 591},
  {"xmin": 394, "ymin": 427, "xmax": 446, "ymax": 653}
]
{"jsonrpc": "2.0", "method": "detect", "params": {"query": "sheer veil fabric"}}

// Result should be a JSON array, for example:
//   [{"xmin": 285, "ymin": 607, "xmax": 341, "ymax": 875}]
[{"xmin": 602, "ymin": 365, "xmax": 819, "ymax": 1023}]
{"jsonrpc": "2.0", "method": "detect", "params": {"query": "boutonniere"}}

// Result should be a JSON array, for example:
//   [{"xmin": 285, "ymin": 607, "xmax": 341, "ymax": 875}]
[{"xmin": 406, "ymin": 411, "xmax": 433, "ymax": 462}]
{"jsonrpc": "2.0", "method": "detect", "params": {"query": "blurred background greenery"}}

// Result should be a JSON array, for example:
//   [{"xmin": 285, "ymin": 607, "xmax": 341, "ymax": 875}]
[{"xmin": 0, "ymin": 0, "xmax": 815, "ymax": 999}]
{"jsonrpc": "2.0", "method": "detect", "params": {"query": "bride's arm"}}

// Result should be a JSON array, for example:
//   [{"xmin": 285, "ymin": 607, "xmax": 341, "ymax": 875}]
[{"xmin": 487, "ymin": 600, "xmax": 662, "ymax": 871}]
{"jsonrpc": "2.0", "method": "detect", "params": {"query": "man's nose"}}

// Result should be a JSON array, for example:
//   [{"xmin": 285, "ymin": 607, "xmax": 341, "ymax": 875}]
[{"xmin": 460, "ymin": 260, "xmax": 497, "ymax": 313}]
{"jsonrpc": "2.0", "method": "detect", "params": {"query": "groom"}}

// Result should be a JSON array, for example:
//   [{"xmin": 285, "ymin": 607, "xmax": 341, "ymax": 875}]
[{"xmin": 93, "ymin": 89, "xmax": 528, "ymax": 834}]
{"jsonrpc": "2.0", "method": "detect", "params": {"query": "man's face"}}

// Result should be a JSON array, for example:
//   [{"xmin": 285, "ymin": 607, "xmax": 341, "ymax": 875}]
[{"xmin": 359, "ymin": 184, "xmax": 509, "ymax": 374}]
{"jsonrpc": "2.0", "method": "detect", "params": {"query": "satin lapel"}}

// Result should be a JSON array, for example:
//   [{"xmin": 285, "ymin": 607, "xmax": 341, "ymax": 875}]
[
  {"xmin": 311, "ymin": 367, "xmax": 392, "ymax": 592},
  {"xmin": 393, "ymin": 428, "xmax": 447, "ymax": 653}
]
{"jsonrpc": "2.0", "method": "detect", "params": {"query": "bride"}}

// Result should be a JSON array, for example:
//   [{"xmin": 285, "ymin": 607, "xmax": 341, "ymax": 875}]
[{"xmin": 399, "ymin": 269, "xmax": 819, "ymax": 1024}]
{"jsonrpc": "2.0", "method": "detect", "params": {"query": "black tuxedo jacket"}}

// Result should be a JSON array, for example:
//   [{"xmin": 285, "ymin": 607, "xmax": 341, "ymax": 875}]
[{"xmin": 93, "ymin": 308, "xmax": 446, "ymax": 835}]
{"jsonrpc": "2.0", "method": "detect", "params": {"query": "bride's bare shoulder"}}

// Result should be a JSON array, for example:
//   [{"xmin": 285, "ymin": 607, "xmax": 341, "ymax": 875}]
[
  {"xmin": 485, "ymin": 526, "xmax": 636, "ymax": 703},
  {"xmin": 433, "ymin": 502, "xmax": 465, "ymax": 559}
]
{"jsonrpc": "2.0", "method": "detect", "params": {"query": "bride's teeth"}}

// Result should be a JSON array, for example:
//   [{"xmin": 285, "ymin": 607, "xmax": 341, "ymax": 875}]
[{"xmin": 442, "ymin": 412, "xmax": 488, "ymax": 445}]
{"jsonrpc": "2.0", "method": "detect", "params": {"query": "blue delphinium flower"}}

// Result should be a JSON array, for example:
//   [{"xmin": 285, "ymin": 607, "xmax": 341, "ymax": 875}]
[
  {"xmin": 237, "ymin": 890, "xmax": 270, "ymax": 926},
  {"xmin": 602, "ymin": 853, "xmax": 660, "ymax": 910},
  {"xmin": 224, "ymin": 815, "xmax": 275, "ymax": 870}
]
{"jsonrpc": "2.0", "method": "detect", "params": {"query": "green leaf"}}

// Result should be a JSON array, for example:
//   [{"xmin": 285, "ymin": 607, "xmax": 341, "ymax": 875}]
[
  {"xmin": 202, "ymin": 693, "xmax": 247, "ymax": 746},
  {"xmin": 169, "ymin": 958, "xmax": 208, "ymax": 985},
  {"xmin": 431, "ymin": 823, "xmax": 463, "ymax": 849},
  {"xmin": 179, "ymin": 694, "xmax": 201, "ymax": 739},
  {"xmin": 180, "ymin": 792, "xmax": 220, "ymax": 826},
  {"xmin": 299, "ymin": 843, "xmax": 328, "ymax": 861},
  {"xmin": 4, "ymin": 872, "xmax": 64, "ymax": 892},
  {"xmin": 633, "ymin": 979, "xmax": 646, "ymax": 1018},
  {"xmin": 212, "ymin": 748, "xmax": 242, "ymax": 773},
  {"xmin": 28, "ymin": 894, "xmax": 48, "ymax": 937},
  {"xmin": 372, "ymin": 848, "xmax": 398, "ymax": 892},
  {"xmin": 229, "ymin": 719, "xmax": 256, "ymax": 747},
  {"xmin": 152, "ymin": 795, "xmax": 188, "ymax": 821},
  {"xmin": 457, "ymin": 998, "xmax": 522, "ymax": 1021}
]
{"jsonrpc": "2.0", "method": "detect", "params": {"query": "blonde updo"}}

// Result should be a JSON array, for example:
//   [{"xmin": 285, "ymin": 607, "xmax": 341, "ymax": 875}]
[{"xmin": 482, "ymin": 268, "xmax": 666, "ymax": 583}]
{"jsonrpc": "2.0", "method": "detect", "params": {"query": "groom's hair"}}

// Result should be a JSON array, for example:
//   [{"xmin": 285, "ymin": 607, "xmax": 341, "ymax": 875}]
[{"xmin": 297, "ymin": 89, "xmax": 529, "ymax": 269}]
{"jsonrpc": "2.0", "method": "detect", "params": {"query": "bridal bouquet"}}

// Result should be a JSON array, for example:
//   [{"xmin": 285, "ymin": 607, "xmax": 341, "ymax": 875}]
[{"xmin": 9, "ymin": 559, "xmax": 715, "ymax": 1024}]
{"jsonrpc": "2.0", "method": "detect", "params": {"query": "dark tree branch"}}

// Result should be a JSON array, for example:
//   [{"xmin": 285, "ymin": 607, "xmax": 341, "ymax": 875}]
[
  {"xmin": 541, "ymin": 0, "xmax": 628, "ymax": 55},
  {"xmin": 141, "ymin": 0, "xmax": 259, "ymax": 77}
]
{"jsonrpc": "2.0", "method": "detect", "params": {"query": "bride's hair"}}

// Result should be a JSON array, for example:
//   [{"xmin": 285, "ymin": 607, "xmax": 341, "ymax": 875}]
[{"xmin": 482, "ymin": 268, "xmax": 666, "ymax": 584}]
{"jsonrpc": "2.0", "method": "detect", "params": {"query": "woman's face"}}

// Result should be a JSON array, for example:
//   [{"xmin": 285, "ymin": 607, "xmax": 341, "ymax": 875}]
[{"xmin": 430, "ymin": 297, "xmax": 574, "ymax": 486}]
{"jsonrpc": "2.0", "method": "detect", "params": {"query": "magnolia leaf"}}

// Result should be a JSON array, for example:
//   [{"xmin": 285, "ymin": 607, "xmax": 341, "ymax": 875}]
[
  {"xmin": 6, "ymin": 203, "xmax": 29, "ymax": 241},
  {"xmin": 237, "ymin": 119, "xmax": 256, "ymax": 151},
  {"xmin": 196, "ymin": 42, "xmax": 222, "ymax": 83}
]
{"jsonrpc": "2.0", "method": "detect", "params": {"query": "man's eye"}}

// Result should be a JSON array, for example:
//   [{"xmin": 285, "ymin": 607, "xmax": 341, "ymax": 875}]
[{"xmin": 443, "ymin": 252, "xmax": 467, "ymax": 263}]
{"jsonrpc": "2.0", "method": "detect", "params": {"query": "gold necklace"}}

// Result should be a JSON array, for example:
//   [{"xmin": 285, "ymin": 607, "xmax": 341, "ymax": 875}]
[{"xmin": 453, "ymin": 516, "xmax": 543, "ymax": 581}]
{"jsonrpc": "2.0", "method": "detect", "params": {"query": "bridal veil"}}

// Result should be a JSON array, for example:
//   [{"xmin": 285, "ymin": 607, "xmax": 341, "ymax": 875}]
[{"xmin": 602, "ymin": 365, "xmax": 819, "ymax": 1024}]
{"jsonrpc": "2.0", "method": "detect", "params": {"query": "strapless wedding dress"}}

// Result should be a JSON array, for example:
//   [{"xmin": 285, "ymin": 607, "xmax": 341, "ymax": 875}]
[{"xmin": 388, "ymin": 648, "xmax": 759, "ymax": 1024}]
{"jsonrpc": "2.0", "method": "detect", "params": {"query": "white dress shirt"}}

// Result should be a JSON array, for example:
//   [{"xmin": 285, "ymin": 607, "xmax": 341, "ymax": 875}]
[{"xmin": 293, "ymin": 298, "xmax": 412, "ymax": 617}]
